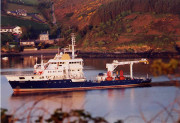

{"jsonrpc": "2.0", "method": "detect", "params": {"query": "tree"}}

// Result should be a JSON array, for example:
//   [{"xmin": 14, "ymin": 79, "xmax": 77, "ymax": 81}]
[{"xmin": 1, "ymin": 33, "xmax": 14, "ymax": 45}]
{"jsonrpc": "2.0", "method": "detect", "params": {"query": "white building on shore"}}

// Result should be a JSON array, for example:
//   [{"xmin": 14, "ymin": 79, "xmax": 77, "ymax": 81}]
[
  {"xmin": 0, "ymin": 26, "xmax": 22, "ymax": 34},
  {"xmin": 39, "ymin": 32, "xmax": 49, "ymax": 41}
]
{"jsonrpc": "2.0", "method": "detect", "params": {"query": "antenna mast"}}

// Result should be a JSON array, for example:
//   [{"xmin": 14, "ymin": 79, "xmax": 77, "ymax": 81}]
[{"xmin": 71, "ymin": 33, "xmax": 76, "ymax": 59}]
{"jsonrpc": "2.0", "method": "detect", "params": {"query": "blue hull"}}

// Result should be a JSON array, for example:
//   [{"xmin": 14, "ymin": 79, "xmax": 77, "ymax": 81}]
[{"xmin": 9, "ymin": 79, "xmax": 151, "ymax": 92}]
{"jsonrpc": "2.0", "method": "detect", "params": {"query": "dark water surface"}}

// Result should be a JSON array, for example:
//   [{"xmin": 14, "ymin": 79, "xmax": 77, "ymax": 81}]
[{"xmin": 1, "ymin": 56, "xmax": 180, "ymax": 123}]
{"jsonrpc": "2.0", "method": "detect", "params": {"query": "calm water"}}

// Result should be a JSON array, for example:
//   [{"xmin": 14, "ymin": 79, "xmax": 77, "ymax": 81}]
[{"xmin": 1, "ymin": 56, "xmax": 180, "ymax": 123}]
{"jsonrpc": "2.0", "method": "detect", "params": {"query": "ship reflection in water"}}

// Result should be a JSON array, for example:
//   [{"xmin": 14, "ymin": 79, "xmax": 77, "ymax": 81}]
[
  {"xmin": 9, "ymin": 91, "xmax": 86, "ymax": 121},
  {"xmin": 8, "ymin": 87, "xmax": 149, "ymax": 123}
]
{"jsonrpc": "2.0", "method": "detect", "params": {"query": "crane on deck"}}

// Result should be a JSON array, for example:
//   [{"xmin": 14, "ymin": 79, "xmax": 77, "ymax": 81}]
[{"xmin": 106, "ymin": 59, "xmax": 149, "ymax": 79}]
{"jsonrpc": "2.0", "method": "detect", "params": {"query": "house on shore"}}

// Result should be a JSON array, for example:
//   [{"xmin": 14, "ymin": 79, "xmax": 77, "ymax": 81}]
[{"xmin": 36, "ymin": 32, "xmax": 54, "ymax": 44}]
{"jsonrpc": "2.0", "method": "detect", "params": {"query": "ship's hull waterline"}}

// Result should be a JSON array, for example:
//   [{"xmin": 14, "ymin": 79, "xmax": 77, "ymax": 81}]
[{"xmin": 9, "ymin": 79, "xmax": 151, "ymax": 92}]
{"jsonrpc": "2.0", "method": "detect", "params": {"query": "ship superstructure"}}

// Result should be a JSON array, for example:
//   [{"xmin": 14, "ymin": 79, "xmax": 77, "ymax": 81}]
[{"xmin": 7, "ymin": 33, "xmax": 85, "ymax": 83}]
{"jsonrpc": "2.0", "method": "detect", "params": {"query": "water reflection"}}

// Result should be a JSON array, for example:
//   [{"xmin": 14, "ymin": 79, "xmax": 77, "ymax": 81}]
[
  {"xmin": 10, "ymin": 91, "xmax": 86, "ymax": 111},
  {"xmin": 8, "ymin": 89, "xmax": 129, "ymax": 122},
  {"xmin": 9, "ymin": 91, "xmax": 86, "ymax": 121}
]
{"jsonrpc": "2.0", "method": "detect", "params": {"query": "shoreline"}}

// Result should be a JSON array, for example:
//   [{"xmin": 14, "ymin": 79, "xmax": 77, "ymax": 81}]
[
  {"xmin": 1, "ymin": 49, "xmax": 180, "ymax": 58},
  {"xmin": 1, "ymin": 49, "xmax": 58, "ymax": 57}
]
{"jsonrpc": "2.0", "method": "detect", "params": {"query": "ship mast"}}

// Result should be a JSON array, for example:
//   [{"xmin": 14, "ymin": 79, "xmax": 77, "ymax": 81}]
[{"xmin": 71, "ymin": 33, "xmax": 76, "ymax": 59}]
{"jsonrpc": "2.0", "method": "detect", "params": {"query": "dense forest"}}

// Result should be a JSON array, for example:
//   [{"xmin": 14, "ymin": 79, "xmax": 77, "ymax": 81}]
[{"xmin": 90, "ymin": 0, "xmax": 180, "ymax": 25}]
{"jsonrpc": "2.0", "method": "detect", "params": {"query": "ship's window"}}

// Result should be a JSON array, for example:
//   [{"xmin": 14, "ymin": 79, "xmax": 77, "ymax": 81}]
[
  {"xmin": 42, "ymin": 76, "xmax": 44, "ymax": 79},
  {"xmin": 32, "ymin": 77, "xmax": 34, "ymax": 79},
  {"xmin": 19, "ymin": 77, "xmax": 25, "ymax": 79},
  {"xmin": 78, "ymin": 70, "xmax": 80, "ymax": 71}
]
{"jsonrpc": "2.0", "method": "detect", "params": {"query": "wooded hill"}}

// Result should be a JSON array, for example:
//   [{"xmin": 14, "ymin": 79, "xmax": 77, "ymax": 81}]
[
  {"xmin": 52, "ymin": 0, "xmax": 180, "ymax": 53},
  {"xmin": 90, "ymin": 0, "xmax": 180, "ymax": 25}
]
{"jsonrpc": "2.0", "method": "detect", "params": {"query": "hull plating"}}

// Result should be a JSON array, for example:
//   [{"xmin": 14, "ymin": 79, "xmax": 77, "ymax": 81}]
[{"xmin": 9, "ymin": 79, "xmax": 151, "ymax": 92}]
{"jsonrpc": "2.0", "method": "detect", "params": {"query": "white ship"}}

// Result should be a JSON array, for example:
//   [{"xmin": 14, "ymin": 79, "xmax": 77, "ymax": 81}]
[{"xmin": 6, "ymin": 33, "xmax": 151, "ymax": 92}]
